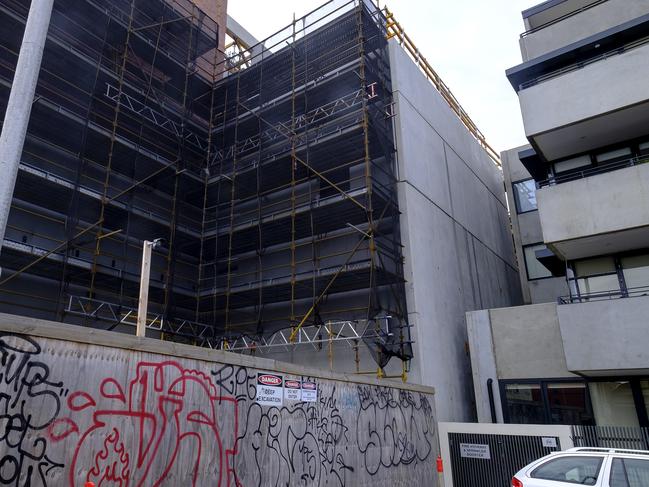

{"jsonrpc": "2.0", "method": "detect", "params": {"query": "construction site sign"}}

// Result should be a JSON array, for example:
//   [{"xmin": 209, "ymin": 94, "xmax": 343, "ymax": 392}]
[
  {"xmin": 302, "ymin": 381, "xmax": 318, "ymax": 402},
  {"xmin": 256, "ymin": 373, "xmax": 284, "ymax": 406},
  {"xmin": 284, "ymin": 379, "xmax": 302, "ymax": 401}
]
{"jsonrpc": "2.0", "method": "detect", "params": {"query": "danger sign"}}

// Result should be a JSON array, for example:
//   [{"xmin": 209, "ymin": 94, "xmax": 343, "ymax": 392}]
[
  {"xmin": 301, "ymin": 381, "xmax": 317, "ymax": 402},
  {"xmin": 284, "ymin": 379, "xmax": 302, "ymax": 401},
  {"xmin": 256, "ymin": 373, "xmax": 284, "ymax": 406}
]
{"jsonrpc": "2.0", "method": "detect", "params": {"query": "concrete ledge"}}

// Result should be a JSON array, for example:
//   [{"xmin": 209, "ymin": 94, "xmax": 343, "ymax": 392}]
[{"xmin": 0, "ymin": 312, "xmax": 435, "ymax": 395}]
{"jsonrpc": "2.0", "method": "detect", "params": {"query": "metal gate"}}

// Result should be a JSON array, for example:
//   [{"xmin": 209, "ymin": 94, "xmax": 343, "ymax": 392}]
[
  {"xmin": 572, "ymin": 425, "xmax": 649, "ymax": 450},
  {"xmin": 449, "ymin": 432, "xmax": 561, "ymax": 487}
]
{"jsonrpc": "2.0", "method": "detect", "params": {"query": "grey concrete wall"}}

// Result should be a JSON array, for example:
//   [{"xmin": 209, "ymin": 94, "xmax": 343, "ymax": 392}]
[
  {"xmin": 520, "ymin": 0, "xmax": 649, "ymax": 61},
  {"xmin": 537, "ymin": 162, "xmax": 649, "ymax": 259},
  {"xmin": 558, "ymin": 296, "xmax": 649, "ymax": 374},
  {"xmin": 388, "ymin": 41, "xmax": 521, "ymax": 422},
  {"xmin": 489, "ymin": 302, "xmax": 576, "ymax": 380},
  {"xmin": 501, "ymin": 146, "xmax": 569, "ymax": 305},
  {"xmin": 466, "ymin": 310, "xmax": 504, "ymax": 423},
  {"xmin": 0, "ymin": 313, "xmax": 437, "ymax": 487}
]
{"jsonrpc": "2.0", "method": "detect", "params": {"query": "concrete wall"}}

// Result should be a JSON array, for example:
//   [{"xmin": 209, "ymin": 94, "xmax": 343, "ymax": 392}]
[
  {"xmin": 489, "ymin": 303, "xmax": 574, "ymax": 380},
  {"xmin": 501, "ymin": 147, "xmax": 568, "ymax": 304},
  {"xmin": 0, "ymin": 313, "xmax": 437, "ymax": 487},
  {"xmin": 520, "ymin": 0, "xmax": 649, "ymax": 61},
  {"xmin": 519, "ymin": 43, "xmax": 649, "ymax": 160},
  {"xmin": 466, "ymin": 310, "xmax": 504, "ymax": 424},
  {"xmin": 537, "ymin": 162, "xmax": 649, "ymax": 259},
  {"xmin": 389, "ymin": 41, "xmax": 522, "ymax": 422},
  {"xmin": 558, "ymin": 295, "xmax": 649, "ymax": 374}
]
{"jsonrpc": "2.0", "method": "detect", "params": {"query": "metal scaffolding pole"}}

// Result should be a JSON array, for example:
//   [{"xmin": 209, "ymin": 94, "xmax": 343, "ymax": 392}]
[{"xmin": 0, "ymin": 0, "xmax": 54, "ymax": 266}]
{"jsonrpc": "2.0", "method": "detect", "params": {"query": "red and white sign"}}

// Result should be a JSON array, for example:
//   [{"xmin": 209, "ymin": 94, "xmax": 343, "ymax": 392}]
[
  {"xmin": 301, "ymin": 381, "xmax": 317, "ymax": 402},
  {"xmin": 284, "ymin": 379, "xmax": 302, "ymax": 401},
  {"xmin": 256, "ymin": 373, "xmax": 284, "ymax": 406}
]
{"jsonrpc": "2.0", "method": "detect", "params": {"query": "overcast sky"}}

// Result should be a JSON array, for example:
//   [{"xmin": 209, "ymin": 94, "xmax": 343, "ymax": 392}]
[{"xmin": 228, "ymin": 0, "xmax": 542, "ymax": 154}]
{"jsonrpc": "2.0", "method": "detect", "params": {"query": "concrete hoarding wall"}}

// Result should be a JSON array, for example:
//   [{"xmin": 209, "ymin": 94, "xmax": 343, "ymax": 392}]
[{"xmin": 0, "ymin": 314, "xmax": 437, "ymax": 486}]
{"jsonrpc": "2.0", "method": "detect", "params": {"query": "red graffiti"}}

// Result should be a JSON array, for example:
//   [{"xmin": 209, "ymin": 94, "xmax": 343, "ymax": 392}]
[{"xmin": 48, "ymin": 361, "xmax": 238, "ymax": 487}]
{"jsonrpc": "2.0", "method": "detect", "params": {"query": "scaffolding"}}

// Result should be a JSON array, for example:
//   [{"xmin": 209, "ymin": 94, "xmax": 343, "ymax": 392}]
[{"xmin": 0, "ymin": 0, "xmax": 501, "ymax": 375}]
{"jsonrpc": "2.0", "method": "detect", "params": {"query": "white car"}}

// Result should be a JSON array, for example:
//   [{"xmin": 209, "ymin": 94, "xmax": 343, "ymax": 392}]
[{"xmin": 512, "ymin": 447, "xmax": 649, "ymax": 487}]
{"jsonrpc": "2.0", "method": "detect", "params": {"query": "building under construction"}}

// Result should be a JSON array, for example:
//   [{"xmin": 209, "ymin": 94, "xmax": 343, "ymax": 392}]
[{"xmin": 0, "ymin": 0, "xmax": 521, "ymax": 420}]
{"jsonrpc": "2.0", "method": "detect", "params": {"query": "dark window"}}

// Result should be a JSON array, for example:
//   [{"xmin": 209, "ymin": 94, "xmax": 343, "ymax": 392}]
[
  {"xmin": 547, "ymin": 382, "xmax": 589, "ymax": 425},
  {"xmin": 504, "ymin": 383, "xmax": 545, "ymax": 424},
  {"xmin": 610, "ymin": 458, "xmax": 649, "ymax": 487},
  {"xmin": 512, "ymin": 179, "xmax": 537, "ymax": 213},
  {"xmin": 502, "ymin": 380, "xmax": 594, "ymax": 425},
  {"xmin": 523, "ymin": 243, "xmax": 552, "ymax": 280},
  {"xmin": 531, "ymin": 456, "xmax": 603, "ymax": 485}
]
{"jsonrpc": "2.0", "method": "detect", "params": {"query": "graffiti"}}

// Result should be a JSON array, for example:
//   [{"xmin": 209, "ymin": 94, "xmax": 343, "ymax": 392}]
[
  {"xmin": 356, "ymin": 385, "xmax": 434, "ymax": 475},
  {"xmin": 49, "ymin": 361, "xmax": 238, "ymax": 486},
  {"xmin": 233, "ymin": 384, "xmax": 354, "ymax": 487},
  {"xmin": 0, "ymin": 334, "xmax": 65, "ymax": 485},
  {"xmin": 0, "ymin": 333, "xmax": 437, "ymax": 486}
]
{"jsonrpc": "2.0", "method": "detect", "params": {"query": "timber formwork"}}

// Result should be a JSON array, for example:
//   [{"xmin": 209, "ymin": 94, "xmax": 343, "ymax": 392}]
[{"xmin": 0, "ymin": 0, "xmax": 413, "ymax": 370}]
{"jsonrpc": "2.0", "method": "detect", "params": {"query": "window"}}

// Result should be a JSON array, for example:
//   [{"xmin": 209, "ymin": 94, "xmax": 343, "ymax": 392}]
[
  {"xmin": 621, "ymin": 254, "xmax": 649, "ymax": 291},
  {"xmin": 553, "ymin": 155, "xmax": 591, "ymax": 173},
  {"xmin": 595, "ymin": 147, "xmax": 632, "ymax": 164},
  {"xmin": 531, "ymin": 456, "xmax": 602, "ymax": 485},
  {"xmin": 547, "ymin": 383, "xmax": 589, "ymax": 425},
  {"xmin": 574, "ymin": 256, "xmax": 620, "ymax": 296},
  {"xmin": 503, "ymin": 380, "xmax": 593, "ymax": 425},
  {"xmin": 504, "ymin": 383, "xmax": 545, "ymax": 424},
  {"xmin": 610, "ymin": 458, "xmax": 649, "ymax": 487},
  {"xmin": 589, "ymin": 382, "xmax": 640, "ymax": 427},
  {"xmin": 523, "ymin": 244, "xmax": 552, "ymax": 280},
  {"xmin": 512, "ymin": 179, "xmax": 537, "ymax": 213}
]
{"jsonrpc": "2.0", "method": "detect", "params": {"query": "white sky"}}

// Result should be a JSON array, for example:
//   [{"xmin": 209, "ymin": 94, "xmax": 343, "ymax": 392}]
[{"xmin": 227, "ymin": 0, "xmax": 542, "ymax": 154}]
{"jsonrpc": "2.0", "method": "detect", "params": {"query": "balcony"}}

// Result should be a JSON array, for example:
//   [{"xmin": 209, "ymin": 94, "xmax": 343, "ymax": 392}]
[
  {"xmin": 558, "ymin": 295, "xmax": 649, "ymax": 375},
  {"xmin": 508, "ymin": 14, "xmax": 649, "ymax": 161},
  {"xmin": 520, "ymin": 0, "xmax": 649, "ymax": 61},
  {"xmin": 536, "ymin": 161, "xmax": 649, "ymax": 260}
]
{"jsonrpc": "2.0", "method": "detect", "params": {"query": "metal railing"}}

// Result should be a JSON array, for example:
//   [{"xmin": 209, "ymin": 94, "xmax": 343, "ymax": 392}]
[
  {"xmin": 537, "ymin": 155, "xmax": 649, "ymax": 188},
  {"xmin": 520, "ymin": 35, "xmax": 649, "ymax": 90},
  {"xmin": 558, "ymin": 285, "xmax": 649, "ymax": 304},
  {"xmin": 572, "ymin": 425, "xmax": 649, "ymax": 450},
  {"xmin": 520, "ymin": 0, "xmax": 608, "ymax": 38}
]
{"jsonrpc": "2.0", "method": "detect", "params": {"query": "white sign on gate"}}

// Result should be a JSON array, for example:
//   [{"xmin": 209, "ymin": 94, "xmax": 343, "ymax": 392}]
[
  {"xmin": 459, "ymin": 443, "xmax": 491, "ymax": 460},
  {"xmin": 542, "ymin": 437, "xmax": 558, "ymax": 448},
  {"xmin": 256, "ymin": 373, "xmax": 284, "ymax": 406}
]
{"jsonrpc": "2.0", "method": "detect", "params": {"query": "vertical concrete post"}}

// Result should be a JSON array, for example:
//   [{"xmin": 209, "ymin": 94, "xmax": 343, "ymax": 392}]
[
  {"xmin": 0, "ymin": 0, "xmax": 55, "ymax": 257},
  {"xmin": 136, "ymin": 241, "xmax": 154, "ymax": 338}
]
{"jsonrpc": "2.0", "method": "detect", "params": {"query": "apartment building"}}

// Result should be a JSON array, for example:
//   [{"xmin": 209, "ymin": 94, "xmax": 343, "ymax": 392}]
[{"xmin": 468, "ymin": 0, "xmax": 649, "ymax": 427}]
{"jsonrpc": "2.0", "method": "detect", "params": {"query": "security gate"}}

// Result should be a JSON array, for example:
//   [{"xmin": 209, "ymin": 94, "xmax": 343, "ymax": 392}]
[{"xmin": 448, "ymin": 432, "xmax": 561, "ymax": 487}]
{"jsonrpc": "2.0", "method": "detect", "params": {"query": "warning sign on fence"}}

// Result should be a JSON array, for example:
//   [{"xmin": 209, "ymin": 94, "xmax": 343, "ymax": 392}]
[{"xmin": 256, "ymin": 373, "xmax": 284, "ymax": 406}]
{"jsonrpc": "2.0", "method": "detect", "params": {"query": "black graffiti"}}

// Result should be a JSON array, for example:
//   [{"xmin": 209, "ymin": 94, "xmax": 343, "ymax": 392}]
[
  {"xmin": 232, "ymin": 389, "xmax": 354, "ymax": 487},
  {"xmin": 0, "ymin": 334, "xmax": 65, "ymax": 486},
  {"xmin": 356, "ymin": 385, "xmax": 435, "ymax": 475}
]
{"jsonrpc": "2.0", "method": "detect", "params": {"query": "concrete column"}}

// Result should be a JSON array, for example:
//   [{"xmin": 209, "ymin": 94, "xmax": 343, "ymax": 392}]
[{"xmin": 0, "ymin": 0, "xmax": 55, "ymax": 258}]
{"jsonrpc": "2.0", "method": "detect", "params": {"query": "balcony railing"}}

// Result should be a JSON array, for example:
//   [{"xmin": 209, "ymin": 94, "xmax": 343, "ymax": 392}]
[
  {"xmin": 558, "ymin": 285, "xmax": 649, "ymax": 304},
  {"xmin": 519, "ymin": 35, "xmax": 649, "ymax": 90},
  {"xmin": 537, "ymin": 155, "xmax": 649, "ymax": 188},
  {"xmin": 521, "ymin": 0, "xmax": 608, "ymax": 38}
]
